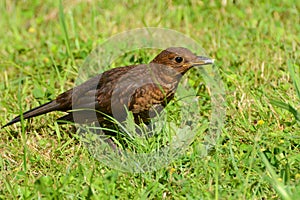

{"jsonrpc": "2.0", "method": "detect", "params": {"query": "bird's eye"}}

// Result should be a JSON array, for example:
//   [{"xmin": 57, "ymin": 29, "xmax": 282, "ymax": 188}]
[{"xmin": 175, "ymin": 56, "xmax": 183, "ymax": 63}]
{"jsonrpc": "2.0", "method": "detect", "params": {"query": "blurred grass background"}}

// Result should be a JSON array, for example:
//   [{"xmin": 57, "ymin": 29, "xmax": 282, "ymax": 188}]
[{"xmin": 0, "ymin": 0, "xmax": 299, "ymax": 199}]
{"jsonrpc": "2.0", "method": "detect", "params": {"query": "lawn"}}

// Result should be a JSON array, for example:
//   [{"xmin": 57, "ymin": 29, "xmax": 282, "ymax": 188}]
[{"xmin": 0, "ymin": 0, "xmax": 300, "ymax": 199}]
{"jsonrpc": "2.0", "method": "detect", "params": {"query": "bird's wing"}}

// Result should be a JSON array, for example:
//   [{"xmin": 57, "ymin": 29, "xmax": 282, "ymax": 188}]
[{"xmin": 56, "ymin": 66, "xmax": 138, "ymax": 124}]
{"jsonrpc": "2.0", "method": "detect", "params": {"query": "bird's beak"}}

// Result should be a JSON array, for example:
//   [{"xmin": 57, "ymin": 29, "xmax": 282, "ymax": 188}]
[{"xmin": 192, "ymin": 56, "xmax": 214, "ymax": 66}]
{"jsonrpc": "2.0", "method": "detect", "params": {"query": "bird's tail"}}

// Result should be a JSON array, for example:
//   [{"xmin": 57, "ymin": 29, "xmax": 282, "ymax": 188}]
[{"xmin": 2, "ymin": 100, "xmax": 62, "ymax": 128}]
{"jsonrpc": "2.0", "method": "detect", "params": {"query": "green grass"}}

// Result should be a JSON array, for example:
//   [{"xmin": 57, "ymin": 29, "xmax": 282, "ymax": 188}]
[
  {"xmin": 271, "ymin": 61, "xmax": 300, "ymax": 122},
  {"xmin": 1, "ymin": 0, "xmax": 300, "ymax": 199}
]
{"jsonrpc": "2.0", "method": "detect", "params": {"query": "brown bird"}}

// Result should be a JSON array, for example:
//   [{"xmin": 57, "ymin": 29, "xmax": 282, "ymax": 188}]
[{"xmin": 2, "ymin": 47, "xmax": 213, "ymax": 130}]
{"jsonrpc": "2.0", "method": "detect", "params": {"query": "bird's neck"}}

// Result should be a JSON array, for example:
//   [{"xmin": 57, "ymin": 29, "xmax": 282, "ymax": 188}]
[{"xmin": 149, "ymin": 64, "xmax": 182, "ymax": 91}]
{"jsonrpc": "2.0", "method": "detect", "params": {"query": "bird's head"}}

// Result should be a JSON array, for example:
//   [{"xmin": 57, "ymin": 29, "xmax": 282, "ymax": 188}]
[{"xmin": 151, "ymin": 47, "xmax": 214, "ymax": 74}]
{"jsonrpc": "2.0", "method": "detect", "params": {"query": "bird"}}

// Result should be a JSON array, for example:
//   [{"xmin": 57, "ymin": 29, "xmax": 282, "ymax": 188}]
[{"xmin": 2, "ymin": 47, "xmax": 214, "ymax": 130}]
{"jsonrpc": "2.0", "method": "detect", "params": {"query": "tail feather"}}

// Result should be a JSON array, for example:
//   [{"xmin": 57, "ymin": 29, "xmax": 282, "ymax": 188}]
[{"xmin": 2, "ymin": 100, "xmax": 62, "ymax": 128}]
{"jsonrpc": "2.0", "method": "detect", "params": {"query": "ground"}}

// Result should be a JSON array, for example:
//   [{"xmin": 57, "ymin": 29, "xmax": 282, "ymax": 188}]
[{"xmin": 0, "ymin": 1, "xmax": 300, "ymax": 199}]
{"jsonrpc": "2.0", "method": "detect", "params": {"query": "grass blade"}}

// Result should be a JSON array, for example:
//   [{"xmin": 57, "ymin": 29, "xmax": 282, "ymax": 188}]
[
  {"xmin": 288, "ymin": 61, "xmax": 300, "ymax": 99},
  {"xmin": 270, "ymin": 99, "xmax": 300, "ymax": 121}
]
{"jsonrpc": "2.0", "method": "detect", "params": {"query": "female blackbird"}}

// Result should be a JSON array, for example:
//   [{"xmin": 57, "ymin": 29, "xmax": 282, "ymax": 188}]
[{"xmin": 3, "ymin": 47, "xmax": 213, "ymax": 128}]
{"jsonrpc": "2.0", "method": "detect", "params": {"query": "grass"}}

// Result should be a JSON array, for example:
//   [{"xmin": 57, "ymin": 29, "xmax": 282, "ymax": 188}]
[
  {"xmin": 0, "ymin": 0, "xmax": 300, "ymax": 199},
  {"xmin": 271, "ymin": 60, "xmax": 300, "ymax": 122}
]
